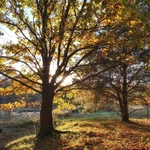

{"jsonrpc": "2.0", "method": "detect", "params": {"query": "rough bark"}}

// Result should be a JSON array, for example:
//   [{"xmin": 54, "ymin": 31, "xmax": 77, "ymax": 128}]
[
  {"xmin": 122, "ymin": 101, "xmax": 129, "ymax": 122},
  {"xmin": 122, "ymin": 64, "xmax": 129, "ymax": 122},
  {"xmin": 38, "ymin": 89, "xmax": 55, "ymax": 138}
]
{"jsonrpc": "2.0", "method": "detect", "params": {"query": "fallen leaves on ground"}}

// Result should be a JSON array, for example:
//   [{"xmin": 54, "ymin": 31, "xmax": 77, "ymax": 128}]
[{"xmin": 58, "ymin": 119, "xmax": 150, "ymax": 150}]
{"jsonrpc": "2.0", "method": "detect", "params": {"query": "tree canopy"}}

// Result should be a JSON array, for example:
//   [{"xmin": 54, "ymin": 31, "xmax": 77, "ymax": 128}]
[{"xmin": 0, "ymin": 0, "xmax": 108, "ymax": 137}]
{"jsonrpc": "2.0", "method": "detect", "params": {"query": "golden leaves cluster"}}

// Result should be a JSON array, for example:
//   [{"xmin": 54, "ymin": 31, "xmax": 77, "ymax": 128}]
[
  {"xmin": 53, "ymin": 92, "xmax": 76, "ymax": 114},
  {"xmin": 0, "ymin": 100, "xmax": 40, "ymax": 114},
  {"xmin": 0, "ymin": 100, "xmax": 26, "ymax": 113}
]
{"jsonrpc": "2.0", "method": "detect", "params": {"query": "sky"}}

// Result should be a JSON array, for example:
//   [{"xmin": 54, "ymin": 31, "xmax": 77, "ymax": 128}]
[
  {"xmin": 0, "ymin": 25, "xmax": 73, "ymax": 85},
  {"xmin": 0, "ymin": 25, "xmax": 17, "ymax": 44}
]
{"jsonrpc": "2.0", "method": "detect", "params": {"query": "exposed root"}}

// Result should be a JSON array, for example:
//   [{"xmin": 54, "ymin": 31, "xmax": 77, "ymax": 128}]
[
  {"xmin": 53, "ymin": 128, "xmax": 70, "ymax": 134},
  {"xmin": 36, "ymin": 128, "xmax": 70, "ymax": 139}
]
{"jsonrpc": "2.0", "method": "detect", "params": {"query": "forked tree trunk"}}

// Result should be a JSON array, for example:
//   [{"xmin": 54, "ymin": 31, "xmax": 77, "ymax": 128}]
[{"xmin": 38, "ymin": 90, "xmax": 55, "ymax": 138}]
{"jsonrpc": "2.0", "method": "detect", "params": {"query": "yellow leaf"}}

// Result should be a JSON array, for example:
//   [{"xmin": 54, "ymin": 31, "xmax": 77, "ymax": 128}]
[{"xmin": 130, "ymin": 20, "xmax": 136, "ymax": 26}]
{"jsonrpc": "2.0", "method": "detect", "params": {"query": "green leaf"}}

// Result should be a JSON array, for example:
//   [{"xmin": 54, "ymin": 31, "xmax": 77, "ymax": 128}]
[{"xmin": 94, "ymin": 0, "xmax": 101, "ymax": 4}]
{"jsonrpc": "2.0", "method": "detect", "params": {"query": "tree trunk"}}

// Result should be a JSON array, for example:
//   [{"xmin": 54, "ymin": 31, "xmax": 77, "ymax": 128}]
[
  {"xmin": 122, "ymin": 100, "xmax": 129, "ymax": 122},
  {"xmin": 37, "ymin": 88, "xmax": 55, "ymax": 138},
  {"xmin": 117, "ymin": 92, "xmax": 123, "ymax": 116},
  {"xmin": 122, "ymin": 64, "xmax": 129, "ymax": 122},
  {"xmin": 37, "ymin": 56, "xmax": 56, "ymax": 138}
]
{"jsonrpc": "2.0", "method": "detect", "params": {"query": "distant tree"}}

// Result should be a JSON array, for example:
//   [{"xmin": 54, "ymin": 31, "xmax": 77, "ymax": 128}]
[{"xmin": 76, "ymin": 0, "xmax": 150, "ymax": 122}]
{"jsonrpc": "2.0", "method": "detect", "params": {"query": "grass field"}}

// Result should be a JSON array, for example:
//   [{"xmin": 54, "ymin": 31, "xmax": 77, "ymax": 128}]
[{"xmin": 0, "ymin": 110, "xmax": 150, "ymax": 150}]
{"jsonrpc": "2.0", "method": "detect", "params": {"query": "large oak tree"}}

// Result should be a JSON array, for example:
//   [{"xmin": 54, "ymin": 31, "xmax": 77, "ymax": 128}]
[{"xmin": 0, "ymin": 0, "xmax": 106, "ymax": 137}]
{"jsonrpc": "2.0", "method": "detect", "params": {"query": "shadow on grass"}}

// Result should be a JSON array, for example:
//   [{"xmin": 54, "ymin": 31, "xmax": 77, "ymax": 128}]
[
  {"xmin": 0, "ymin": 119, "xmax": 39, "ymax": 149},
  {"xmin": 99, "ymin": 119, "xmax": 150, "ymax": 133},
  {"xmin": 33, "ymin": 134, "xmax": 62, "ymax": 150},
  {"xmin": 1, "ymin": 135, "xmax": 35, "ymax": 150},
  {"xmin": 123, "ymin": 120, "xmax": 150, "ymax": 132},
  {"xmin": 59, "ymin": 130, "xmax": 104, "ymax": 150}
]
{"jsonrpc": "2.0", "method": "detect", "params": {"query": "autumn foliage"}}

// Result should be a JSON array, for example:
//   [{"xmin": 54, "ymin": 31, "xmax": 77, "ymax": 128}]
[
  {"xmin": 0, "ymin": 100, "xmax": 40, "ymax": 115},
  {"xmin": 0, "ymin": 0, "xmax": 149, "ymax": 137}
]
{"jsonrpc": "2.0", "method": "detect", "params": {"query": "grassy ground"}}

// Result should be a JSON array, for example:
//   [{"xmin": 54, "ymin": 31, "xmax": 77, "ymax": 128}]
[{"xmin": 0, "ymin": 111, "xmax": 150, "ymax": 150}]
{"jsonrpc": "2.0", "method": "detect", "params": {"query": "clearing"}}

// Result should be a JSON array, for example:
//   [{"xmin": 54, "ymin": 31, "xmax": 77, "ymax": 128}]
[{"xmin": 0, "ymin": 110, "xmax": 150, "ymax": 150}]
